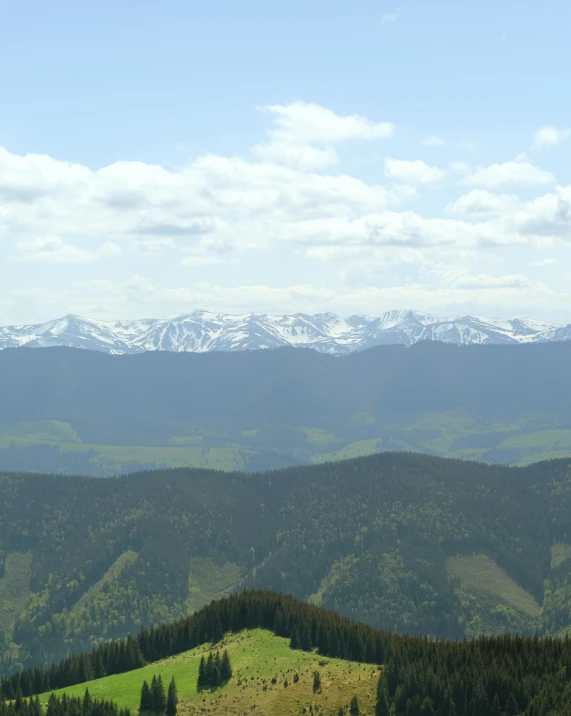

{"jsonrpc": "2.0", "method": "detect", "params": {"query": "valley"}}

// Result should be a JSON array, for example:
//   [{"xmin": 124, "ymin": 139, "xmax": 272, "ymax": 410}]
[{"xmin": 2, "ymin": 343, "xmax": 571, "ymax": 475}]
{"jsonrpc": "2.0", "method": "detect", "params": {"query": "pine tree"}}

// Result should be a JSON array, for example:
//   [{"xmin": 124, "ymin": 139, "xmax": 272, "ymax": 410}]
[
  {"xmin": 290, "ymin": 626, "xmax": 300, "ymax": 650},
  {"xmin": 350, "ymin": 695, "xmax": 360, "ymax": 715},
  {"xmin": 421, "ymin": 697, "xmax": 434, "ymax": 716},
  {"xmin": 490, "ymin": 695, "xmax": 501, "ymax": 716},
  {"xmin": 83, "ymin": 688, "xmax": 93, "ymax": 712},
  {"xmin": 197, "ymin": 656, "xmax": 206, "ymax": 689},
  {"xmin": 205, "ymin": 653, "xmax": 214, "ymax": 685},
  {"xmin": 506, "ymin": 693, "xmax": 519, "ymax": 716},
  {"xmin": 313, "ymin": 671, "xmax": 321, "ymax": 693},
  {"xmin": 211, "ymin": 614, "xmax": 223, "ymax": 644},
  {"xmin": 220, "ymin": 650, "xmax": 232, "ymax": 682},
  {"xmin": 376, "ymin": 675, "xmax": 390, "ymax": 716},
  {"xmin": 166, "ymin": 678, "xmax": 177, "ymax": 716},
  {"xmin": 151, "ymin": 675, "xmax": 166, "ymax": 714},
  {"xmin": 139, "ymin": 680, "xmax": 152, "ymax": 712},
  {"xmin": 301, "ymin": 625, "xmax": 312, "ymax": 652}
]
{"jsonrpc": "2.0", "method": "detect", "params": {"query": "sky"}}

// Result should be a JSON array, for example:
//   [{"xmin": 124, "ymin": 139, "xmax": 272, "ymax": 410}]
[{"xmin": 1, "ymin": 0, "xmax": 570, "ymax": 325}]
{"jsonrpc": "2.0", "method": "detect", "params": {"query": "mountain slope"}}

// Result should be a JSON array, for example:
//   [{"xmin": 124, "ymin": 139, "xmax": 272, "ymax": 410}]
[
  {"xmin": 2, "ymin": 342, "xmax": 571, "ymax": 474},
  {"xmin": 0, "ymin": 309, "xmax": 563, "ymax": 354},
  {"xmin": 2, "ymin": 453, "xmax": 571, "ymax": 672},
  {"xmin": 42, "ymin": 629, "xmax": 379, "ymax": 716}
]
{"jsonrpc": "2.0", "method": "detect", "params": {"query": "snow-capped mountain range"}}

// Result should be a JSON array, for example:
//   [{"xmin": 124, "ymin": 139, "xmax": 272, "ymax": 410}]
[{"xmin": 0, "ymin": 310, "xmax": 569, "ymax": 355}]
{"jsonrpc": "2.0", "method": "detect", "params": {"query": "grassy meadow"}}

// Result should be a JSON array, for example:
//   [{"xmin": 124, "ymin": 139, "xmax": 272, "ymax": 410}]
[{"xmin": 43, "ymin": 630, "xmax": 379, "ymax": 716}]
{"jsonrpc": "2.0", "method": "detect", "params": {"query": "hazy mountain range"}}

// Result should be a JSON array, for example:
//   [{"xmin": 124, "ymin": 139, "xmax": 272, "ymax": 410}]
[{"xmin": 1, "ymin": 309, "xmax": 570, "ymax": 354}]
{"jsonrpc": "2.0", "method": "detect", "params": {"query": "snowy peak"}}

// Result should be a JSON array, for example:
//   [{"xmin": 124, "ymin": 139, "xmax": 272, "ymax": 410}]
[{"xmin": 0, "ymin": 310, "xmax": 567, "ymax": 355}]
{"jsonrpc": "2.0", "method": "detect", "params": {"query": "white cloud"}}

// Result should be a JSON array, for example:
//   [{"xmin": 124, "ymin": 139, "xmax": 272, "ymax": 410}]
[
  {"xmin": 447, "ymin": 190, "xmax": 520, "ymax": 218},
  {"xmin": 532, "ymin": 125, "xmax": 571, "ymax": 150},
  {"xmin": 461, "ymin": 159, "xmax": 555, "ymax": 188},
  {"xmin": 11, "ymin": 275, "xmax": 567, "ymax": 325},
  {"xmin": 1, "ymin": 100, "xmax": 570, "ymax": 324},
  {"xmin": 384, "ymin": 158, "xmax": 446, "ymax": 185},
  {"xmin": 422, "ymin": 135, "xmax": 446, "ymax": 146},
  {"xmin": 381, "ymin": 10, "xmax": 399, "ymax": 24},
  {"xmin": 12, "ymin": 236, "xmax": 121, "ymax": 263},
  {"xmin": 258, "ymin": 102, "xmax": 394, "ymax": 145},
  {"xmin": 528, "ymin": 258, "xmax": 556, "ymax": 267}
]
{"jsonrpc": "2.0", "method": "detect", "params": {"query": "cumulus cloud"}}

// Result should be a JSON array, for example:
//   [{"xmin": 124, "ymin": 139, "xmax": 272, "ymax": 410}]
[
  {"xmin": 532, "ymin": 125, "xmax": 571, "ymax": 150},
  {"xmin": 461, "ymin": 159, "xmax": 555, "ymax": 188},
  {"xmin": 446, "ymin": 190, "xmax": 520, "ymax": 218},
  {"xmin": 1, "ymin": 100, "xmax": 570, "ymax": 323},
  {"xmin": 252, "ymin": 102, "xmax": 394, "ymax": 170},
  {"xmin": 384, "ymin": 158, "xmax": 446, "ymax": 185}
]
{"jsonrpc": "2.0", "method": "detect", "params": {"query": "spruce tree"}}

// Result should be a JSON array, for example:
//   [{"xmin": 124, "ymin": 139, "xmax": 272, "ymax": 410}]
[
  {"xmin": 139, "ymin": 680, "xmax": 152, "ymax": 712},
  {"xmin": 313, "ymin": 671, "xmax": 321, "ymax": 693},
  {"xmin": 490, "ymin": 695, "xmax": 501, "ymax": 716},
  {"xmin": 506, "ymin": 693, "xmax": 519, "ymax": 716},
  {"xmin": 350, "ymin": 695, "xmax": 360, "ymax": 715},
  {"xmin": 421, "ymin": 697, "xmax": 434, "ymax": 716},
  {"xmin": 211, "ymin": 614, "xmax": 223, "ymax": 644},
  {"xmin": 151, "ymin": 675, "xmax": 166, "ymax": 713},
  {"xmin": 290, "ymin": 626, "xmax": 300, "ymax": 650},
  {"xmin": 376, "ymin": 675, "xmax": 390, "ymax": 716},
  {"xmin": 83, "ymin": 688, "xmax": 93, "ymax": 712},
  {"xmin": 301, "ymin": 625, "xmax": 312, "ymax": 652},
  {"xmin": 166, "ymin": 678, "xmax": 177, "ymax": 716},
  {"xmin": 205, "ymin": 653, "xmax": 214, "ymax": 685},
  {"xmin": 197, "ymin": 656, "xmax": 206, "ymax": 689},
  {"xmin": 220, "ymin": 650, "xmax": 232, "ymax": 682}
]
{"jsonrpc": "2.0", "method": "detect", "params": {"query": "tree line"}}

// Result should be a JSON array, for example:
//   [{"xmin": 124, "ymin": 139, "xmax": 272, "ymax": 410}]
[
  {"xmin": 0, "ymin": 690, "xmax": 130, "ymax": 716},
  {"xmin": 4, "ymin": 590, "xmax": 571, "ymax": 712}
]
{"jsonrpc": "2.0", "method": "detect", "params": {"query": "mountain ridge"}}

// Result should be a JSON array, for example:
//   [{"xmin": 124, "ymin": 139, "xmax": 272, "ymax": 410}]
[{"xmin": 0, "ymin": 309, "xmax": 567, "ymax": 354}]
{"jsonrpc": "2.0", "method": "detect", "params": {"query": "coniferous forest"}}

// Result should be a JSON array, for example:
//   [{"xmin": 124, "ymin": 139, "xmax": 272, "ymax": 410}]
[
  {"xmin": 3, "ymin": 453, "xmax": 571, "ymax": 673},
  {"xmin": 2, "ymin": 590, "xmax": 571, "ymax": 715}
]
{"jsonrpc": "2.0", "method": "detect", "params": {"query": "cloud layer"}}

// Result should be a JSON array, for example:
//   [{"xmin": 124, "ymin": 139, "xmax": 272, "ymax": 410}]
[{"xmin": 0, "ymin": 102, "xmax": 569, "ymax": 324}]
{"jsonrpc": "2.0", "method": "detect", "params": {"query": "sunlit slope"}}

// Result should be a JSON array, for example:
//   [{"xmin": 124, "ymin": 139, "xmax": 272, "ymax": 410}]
[{"xmin": 43, "ymin": 630, "xmax": 378, "ymax": 716}]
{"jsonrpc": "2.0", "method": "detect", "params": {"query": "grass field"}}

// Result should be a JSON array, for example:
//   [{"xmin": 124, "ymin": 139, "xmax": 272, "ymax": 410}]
[
  {"xmin": 447, "ymin": 554, "xmax": 541, "ymax": 618},
  {"xmin": 2, "ymin": 417, "xmax": 570, "ymax": 475},
  {"xmin": 43, "ymin": 630, "xmax": 379, "ymax": 716},
  {"xmin": 0, "ymin": 432, "xmax": 248, "ymax": 472}
]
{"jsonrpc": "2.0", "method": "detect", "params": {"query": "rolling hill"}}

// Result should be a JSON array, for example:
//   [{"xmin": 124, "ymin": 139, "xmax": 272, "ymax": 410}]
[
  {"xmin": 2, "ymin": 341, "xmax": 571, "ymax": 474},
  {"xmin": 5, "ymin": 590, "xmax": 571, "ymax": 716},
  {"xmin": 2, "ymin": 452, "xmax": 571, "ymax": 674}
]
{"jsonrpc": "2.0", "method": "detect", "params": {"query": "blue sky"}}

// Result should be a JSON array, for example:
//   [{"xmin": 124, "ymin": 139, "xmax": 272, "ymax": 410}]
[{"xmin": 1, "ymin": 0, "xmax": 570, "ymax": 324}]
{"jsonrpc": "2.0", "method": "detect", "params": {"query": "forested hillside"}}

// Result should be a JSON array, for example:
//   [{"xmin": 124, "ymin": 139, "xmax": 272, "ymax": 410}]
[
  {"xmin": 4, "ymin": 590, "xmax": 571, "ymax": 716},
  {"xmin": 2, "ymin": 343, "xmax": 571, "ymax": 474},
  {"xmin": 2, "ymin": 453, "xmax": 571, "ymax": 674}
]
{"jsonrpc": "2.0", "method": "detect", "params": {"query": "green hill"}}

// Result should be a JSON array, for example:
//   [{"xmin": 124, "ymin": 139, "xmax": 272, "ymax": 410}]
[
  {"xmin": 42, "ymin": 629, "xmax": 378, "ymax": 716},
  {"xmin": 3, "ymin": 452, "xmax": 571, "ymax": 672},
  {"xmin": 5, "ymin": 590, "xmax": 571, "ymax": 716}
]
